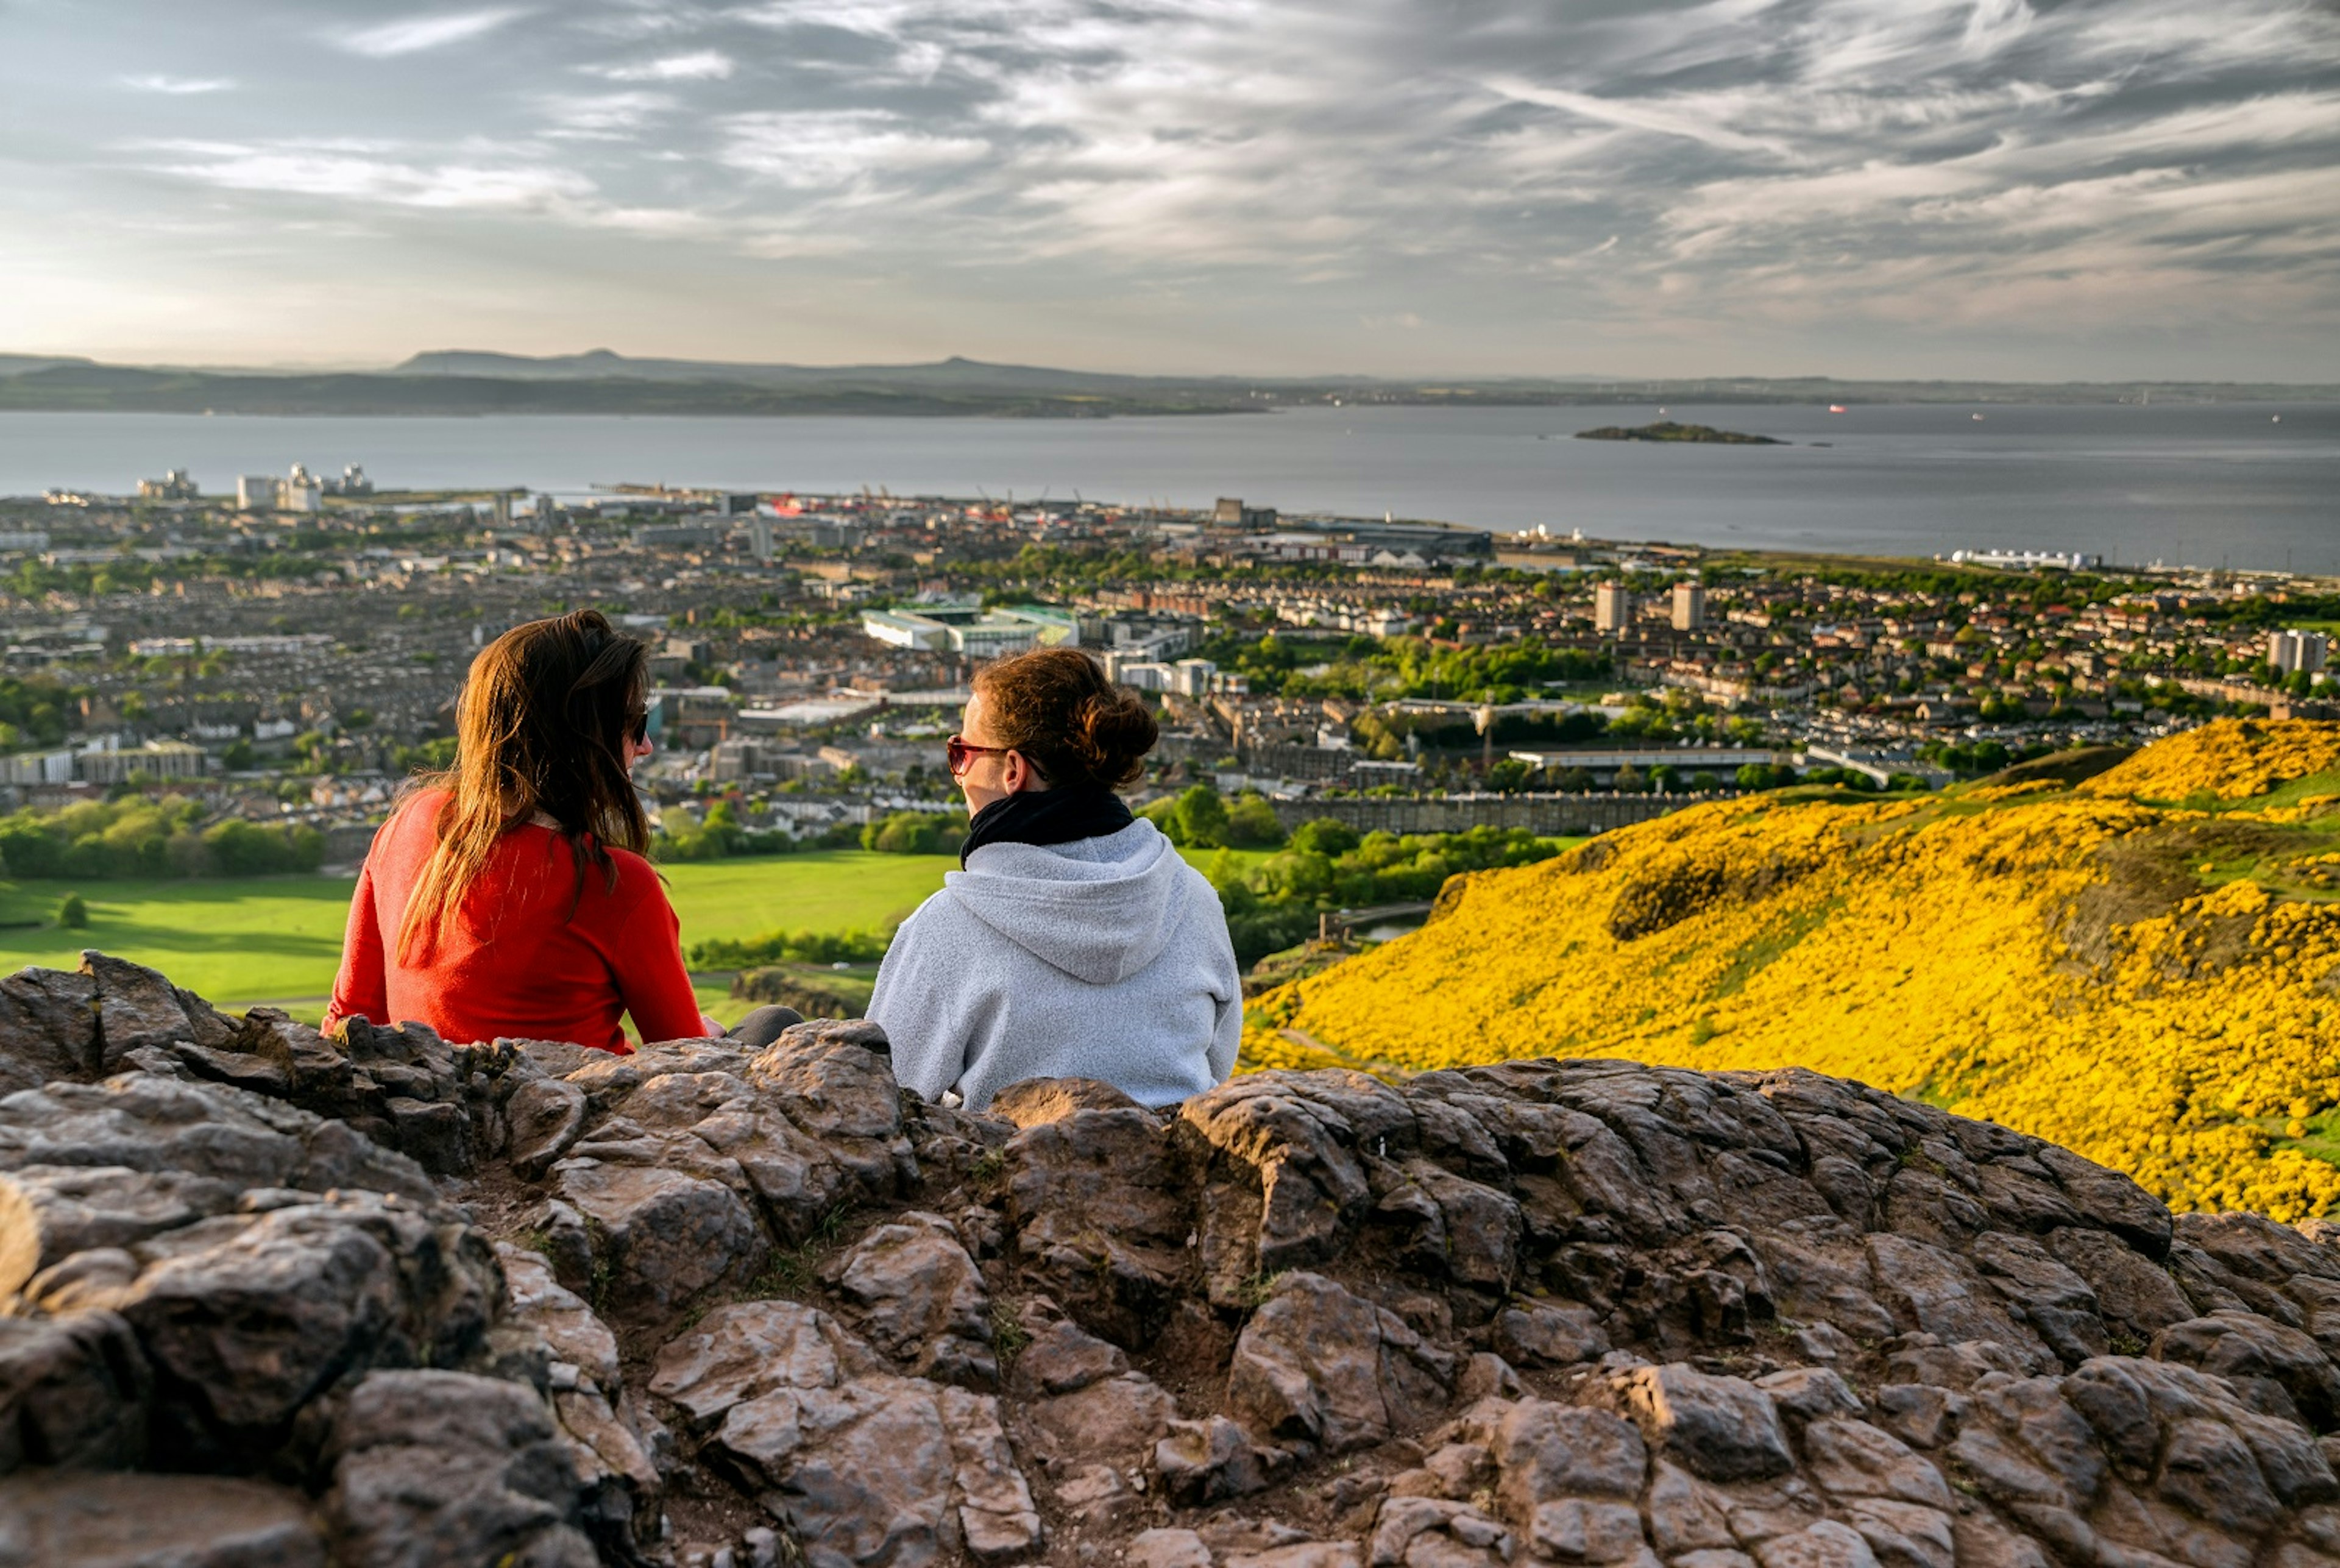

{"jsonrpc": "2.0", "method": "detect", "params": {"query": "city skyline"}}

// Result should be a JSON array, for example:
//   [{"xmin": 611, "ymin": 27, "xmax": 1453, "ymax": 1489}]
[{"xmin": 3, "ymin": 0, "xmax": 2337, "ymax": 380}]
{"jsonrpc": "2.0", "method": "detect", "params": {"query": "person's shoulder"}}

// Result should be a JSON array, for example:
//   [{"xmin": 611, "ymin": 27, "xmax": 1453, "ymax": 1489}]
[
  {"xmin": 376, "ymin": 787, "xmax": 448, "ymax": 850},
  {"xmin": 602, "ymin": 842, "xmax": 667, "ymax": 894},
  {"xmin": 904, "ymin": 879, "xmax": 981, "ymax": 942},
  {"xmin": 392, "ymin": 783, "xmax": 453, "ymax": 820}
]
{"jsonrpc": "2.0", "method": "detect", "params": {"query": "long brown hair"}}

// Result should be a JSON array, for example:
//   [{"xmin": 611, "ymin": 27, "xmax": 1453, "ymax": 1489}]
[
  {"xmin": 974, "ymin": 647, "xmax": 1157, "ymax": 789},
  {"xmin": 396, "ymin": 609, "xmax": 653, "ymax": 962}
]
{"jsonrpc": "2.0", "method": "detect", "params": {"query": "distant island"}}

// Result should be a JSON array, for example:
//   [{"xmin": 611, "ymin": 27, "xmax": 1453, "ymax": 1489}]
[{"xmin": 1575, "ymin": 420, "xmax": 1783, "ymax": 444}]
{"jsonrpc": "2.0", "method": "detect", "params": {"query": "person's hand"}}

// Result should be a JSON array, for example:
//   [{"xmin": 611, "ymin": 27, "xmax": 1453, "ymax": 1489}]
[{"xmin": 700, "ymin": 1012, "xmax": 727, "ymax": 1038}]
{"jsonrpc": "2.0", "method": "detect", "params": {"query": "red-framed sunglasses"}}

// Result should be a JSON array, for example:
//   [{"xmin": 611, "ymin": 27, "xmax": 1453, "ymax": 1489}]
[{"xmin": 945, "ymin": 735, "xmax": 1012, "ymax": 776}]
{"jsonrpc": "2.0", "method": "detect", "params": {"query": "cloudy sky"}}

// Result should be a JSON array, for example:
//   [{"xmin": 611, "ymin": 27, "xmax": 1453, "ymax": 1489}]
[{"xmin": 2, "ymin": 0, "xmax": 2336, "ymax": 378}]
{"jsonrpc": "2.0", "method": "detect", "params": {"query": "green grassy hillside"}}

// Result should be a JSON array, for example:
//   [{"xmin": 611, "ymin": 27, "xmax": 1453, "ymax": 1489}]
[{"xmin": 0, "ymin": 844, "xmax": 1253, "ymax": 1017}]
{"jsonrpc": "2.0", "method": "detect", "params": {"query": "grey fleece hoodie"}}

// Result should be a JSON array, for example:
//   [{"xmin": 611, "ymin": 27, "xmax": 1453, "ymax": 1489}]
[{"xmin": 866, "ymin": 817, "xmax": 1241, "ymax": 1111}]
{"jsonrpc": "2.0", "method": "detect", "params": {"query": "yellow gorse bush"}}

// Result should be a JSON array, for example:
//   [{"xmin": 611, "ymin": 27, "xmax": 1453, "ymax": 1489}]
[
  {"xmin": 1247, "ymin": 720, "xmax": 2340, "ymax": 1220},
  {"xmin": 2081, "ymin": 717, "xmax": 2340, "ymax": 801}
]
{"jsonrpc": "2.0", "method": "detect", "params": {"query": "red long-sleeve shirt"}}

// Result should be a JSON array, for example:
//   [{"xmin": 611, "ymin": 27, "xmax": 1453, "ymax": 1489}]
[{"xmin": 324, "ymin": 790, "xmax": 701, "ymax": 1053}]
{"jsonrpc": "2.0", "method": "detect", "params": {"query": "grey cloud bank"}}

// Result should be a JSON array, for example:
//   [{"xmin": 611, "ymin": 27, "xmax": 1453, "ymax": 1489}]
[{"xmin": 1, "ymin": 0, "xmax": 2335, "ymax": 378}]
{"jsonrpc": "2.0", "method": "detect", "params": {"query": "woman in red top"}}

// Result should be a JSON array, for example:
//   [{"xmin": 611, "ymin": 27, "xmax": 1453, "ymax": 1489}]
[{"xmin": 326, "ymin": 609, "xmax": 770, "ymax": 1054}]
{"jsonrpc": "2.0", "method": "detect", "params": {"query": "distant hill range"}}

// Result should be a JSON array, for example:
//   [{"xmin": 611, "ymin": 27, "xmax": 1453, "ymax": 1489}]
[
  {"xmin": 389, "ymin": 349, "xmax": 1218, "ymax": 394},
  {"xmin": 0, "ymin": 348, "xmax": 2331, "ymax": 416}
]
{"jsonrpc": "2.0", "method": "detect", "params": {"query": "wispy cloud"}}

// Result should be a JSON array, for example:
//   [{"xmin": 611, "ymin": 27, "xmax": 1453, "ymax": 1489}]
[
  {"xmin": 720, "ymin": 110, "xmax": 990, "ymax": 190},
  {"xmin": 119, "ymin": 74, "xmax": 236, "ymax": 95},
  {"xmin": 593, "ymin": 51, "xmax": 734, "ymax": 82},
  {"xmin": 140, "ymin": 138, "xmax": 592, "ymax": 211},
  {"xmin": 337, "ymin": 7, "xmax": 533, "ymax": 58},
  {"xmin": 1479, "ymin": 77, "xmax": 1792, "ymax": 157},
  {"xmin": 52, "ymin": 0, "xmax": 2340, "ymax": 371},
  {"xmin": 537, "ymin": 91, "xmax": 676, "ymax": 137}
]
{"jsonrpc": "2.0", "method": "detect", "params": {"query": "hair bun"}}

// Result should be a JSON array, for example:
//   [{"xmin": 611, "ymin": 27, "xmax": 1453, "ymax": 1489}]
[
  {"xmin": 1070, "ymin": 687, "xmax": 1159, "ymax": 788},
  {"xmin": 973, "ymin": 647, "xmax": 1160, "ymax": 789}
]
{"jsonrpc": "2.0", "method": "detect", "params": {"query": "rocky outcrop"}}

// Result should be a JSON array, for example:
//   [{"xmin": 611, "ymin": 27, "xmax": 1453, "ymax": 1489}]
[{"xmin": 10, "ymin": 952, "xmax": 2340, "ymax": 1568}]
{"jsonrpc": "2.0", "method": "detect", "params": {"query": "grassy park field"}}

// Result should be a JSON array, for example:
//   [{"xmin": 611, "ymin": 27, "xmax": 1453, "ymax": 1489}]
[{"xmin": 0, "ymin": 844, "xmax": 1269, "ymax": 1023}]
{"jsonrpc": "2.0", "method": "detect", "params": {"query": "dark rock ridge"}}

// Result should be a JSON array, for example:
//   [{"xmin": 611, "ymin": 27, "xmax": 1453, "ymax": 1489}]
[
  {"xmin": 1573, "ymin": 422, "xmax": 1784, "ymax": 444},
  {"xmin": 7, "ymin": 953, "xmax": 2340, "ymax": 1568}
]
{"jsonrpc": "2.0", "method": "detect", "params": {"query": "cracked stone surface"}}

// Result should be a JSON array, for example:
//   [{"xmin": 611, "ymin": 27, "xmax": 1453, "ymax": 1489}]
[{"xmin": 10, "ymin": 956, "xmax": 2340, "ymax": 1568}]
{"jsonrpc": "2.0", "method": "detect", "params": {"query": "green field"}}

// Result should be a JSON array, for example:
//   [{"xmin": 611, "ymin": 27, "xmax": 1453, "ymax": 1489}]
[{"xmin": 0, "ymin": 844, "xmax": 1266, "ymax": 1017}]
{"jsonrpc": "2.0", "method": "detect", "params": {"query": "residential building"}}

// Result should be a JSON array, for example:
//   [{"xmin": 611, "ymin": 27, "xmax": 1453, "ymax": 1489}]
[
  {"xmin": 0, "ymin": 750, "xmax": 75, "ymax": 786},
  {"xmin": 2269, "ymin": 629, "xmax": 2330, "ymax": 675},
  {"xmin": 76, "ymin": 741, "xmax": 207, "ymax": 786},
  {"xmin": 1594, "ymin": 583, "xmax": 1633, "ymax": 634},
  {"xmin": 1114, "ymin": 661, "xmax": 1175, "ymax": 692},
  {"xmin": 1672, "ymin": 583, "xmax": 1707, "ymax": 631},
  {"xmin": 138, "ymin": 469, "xmax": 200, "ymax": 501},
  {"xmin": 282, "ymin": 464, "xmax": 321, "ymax": 514}
]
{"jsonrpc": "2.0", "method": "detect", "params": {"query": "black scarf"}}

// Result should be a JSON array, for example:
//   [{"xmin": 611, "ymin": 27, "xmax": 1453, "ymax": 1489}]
[{"xmin": 959, "ymin": 786, "xmax": 1135, "ymax": 865}]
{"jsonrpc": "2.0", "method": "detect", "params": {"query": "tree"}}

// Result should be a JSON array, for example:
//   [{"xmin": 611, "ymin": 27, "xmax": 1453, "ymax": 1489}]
[
  {"xmin": 1288, "ymin": 818, "xmax": 1361, "ymax": 857},
  {"xmin": 1222, "ymin": 794, "xmax": 1286, "ymax": 848},
  {"xmin": 201, "ymin": 818, "xmax": 325, "ymax": 875},
  {"xmin": 861, "ymin": 811, "xmax": 963, "ymax": 856},
  {"xmin": 56, "ymin": 892, "xmax": 87, "ymax": 929},
  {"xmin": 1485, "ymin": 758, "xmax": 1535, "ymax": 793},
  {"xmin": 1138, "ymin": 796, "xmax": 1185, "ymax": 843},
  {"xmin": 1170, "ymin": 785, "xmax": 1230, "ymax": 849}
]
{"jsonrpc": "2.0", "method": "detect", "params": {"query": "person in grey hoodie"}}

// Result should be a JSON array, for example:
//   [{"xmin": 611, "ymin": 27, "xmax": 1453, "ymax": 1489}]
[{"xmin": 867, "ymin": 648, "xmax": 1241, "ymax": 1112}]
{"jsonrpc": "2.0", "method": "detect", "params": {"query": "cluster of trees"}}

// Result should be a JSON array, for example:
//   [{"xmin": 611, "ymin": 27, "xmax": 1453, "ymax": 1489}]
[
  {"xmin": 648, "ymin": 802, "xmax": 998, "ymax": 862},
  {"xmin": 0, "ymin": 675, "xmax": 74, "ymax": 751},
  {"xmin": 7, "ymin": 556, "xmax": 157, "ymax": 600},
  {"xmin": 860, "ymin": 811, "xmax": 966, "ymax": 856},
  {"xmin": 1139, "ymin": 786, "xmax": 1286, "ymax": 849},
  {"xmin": 2208, "ymin": 593, "xmax": 2340, "ymax": 630},
  {"xmin": 1794, "ymin": 767, "xmax": 1930, "ymax": 793},
  {"xmin": 1205, "ymin": 678, "xmax": 1765, "ymax": 770},
  {"xmin": 1478, "ymin": 757, "xmax": 1732, "ymax": 794},
  {"xmin": 0, "ymin": 797, "xmax": 324, "ymax": 879},
  {"xmin": 651, "ymin": 800, "xmax": 853, "ymax": 862},
  {"xmin": 1197, "ymin": 631, "xmax": 1611, "ymax": 706},
  {"xmin": 2245, "ymin": 663, "xmax": 2337, "ymax": 699},
  {"xmin": 689, "ymin": 924, "xmax": 892, "ymax": 970},
  {"xmin": 1208, "ymin": 820, "xmax": 1571, "ymax": 967},
  {"xmin": 1915, "ymin": 740, "xmax": 2016, "ymax": 776}
]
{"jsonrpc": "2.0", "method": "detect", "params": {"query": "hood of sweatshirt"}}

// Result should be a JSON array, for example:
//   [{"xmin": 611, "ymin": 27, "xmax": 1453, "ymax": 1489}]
[{"xmin": 941, "ymin": 818, "xmax": 1192, "ymax": 985}]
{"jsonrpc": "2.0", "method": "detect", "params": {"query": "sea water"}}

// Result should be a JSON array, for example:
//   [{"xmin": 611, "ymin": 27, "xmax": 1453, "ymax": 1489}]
[{"xmin": 4, "ymin": 401, "xmax": 2333, "ymax": 573}]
